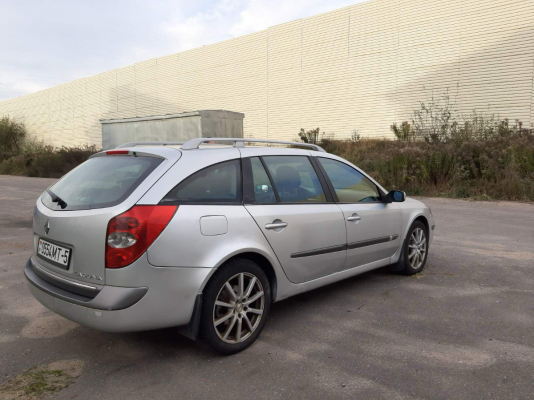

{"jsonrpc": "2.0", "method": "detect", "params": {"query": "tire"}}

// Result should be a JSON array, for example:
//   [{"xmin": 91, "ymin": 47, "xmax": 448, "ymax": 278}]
[
  {"xmin": 391, "ymin": 221, "xmax": 429, "ymax": 275},
  {"xmin": 200, "ymin": 258, "xmax": 271, "ymax": 355}
]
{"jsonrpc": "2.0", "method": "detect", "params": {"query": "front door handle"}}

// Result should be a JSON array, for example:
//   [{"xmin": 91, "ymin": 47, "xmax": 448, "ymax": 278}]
[
  {"xmin": 347, "ymin": 214, "xmax": 362, "ymax": 222},
  {"xmin": 265, "ymin": 221, "xmax": 288, "ymax": 230}
]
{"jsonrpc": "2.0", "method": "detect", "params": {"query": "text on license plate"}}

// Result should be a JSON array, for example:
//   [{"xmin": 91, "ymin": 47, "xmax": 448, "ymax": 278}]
[{"xmin": 37, "ymin": 239, "xmax": 70, "ymax": 267}]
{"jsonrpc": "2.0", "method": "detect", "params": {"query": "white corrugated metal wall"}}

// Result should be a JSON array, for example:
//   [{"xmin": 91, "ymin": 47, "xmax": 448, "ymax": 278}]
[{"xmin": 0, "ymin": 0, "xmax": 533, "ymax": 146}]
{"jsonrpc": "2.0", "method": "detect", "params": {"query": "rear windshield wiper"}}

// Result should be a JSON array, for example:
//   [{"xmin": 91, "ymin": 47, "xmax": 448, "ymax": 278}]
[{"xmin": 46, "ymin": 189, "xmax": 68, "ymax": 209}]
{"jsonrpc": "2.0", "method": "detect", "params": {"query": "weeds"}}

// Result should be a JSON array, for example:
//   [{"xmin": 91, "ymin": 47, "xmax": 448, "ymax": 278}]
[
  {"xmin": 23, "ymin": 370, "xmax": 65, "ymax": 397},
  {"xmin": 301, "ymin": 89, "xmax": 534, "ymax": 201},
  {"xmin": 318, "ymin": 134, "xmax": 534, "ymax": 201},
  {"xmin": 0, "ymin": 360, "xmax": 83, "ymax": 400},
  {"xmin": 390, "ymin": 89, "xmax": 534, "ymax": 145}
]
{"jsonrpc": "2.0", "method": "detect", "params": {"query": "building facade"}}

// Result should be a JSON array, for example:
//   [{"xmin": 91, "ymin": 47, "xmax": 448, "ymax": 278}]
[{"xmin": 1, "ymin": 0, "xmax": 533, "ymax": 147}]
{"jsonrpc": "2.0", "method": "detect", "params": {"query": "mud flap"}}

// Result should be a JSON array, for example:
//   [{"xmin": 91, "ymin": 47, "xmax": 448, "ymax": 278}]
[
  {"xmin": 177, "ymin": 294, "xmax": 202, "ymax": 341},
  {"xmin": 388, "ymin": 236, "xmax": 407, "ymax": 272}
]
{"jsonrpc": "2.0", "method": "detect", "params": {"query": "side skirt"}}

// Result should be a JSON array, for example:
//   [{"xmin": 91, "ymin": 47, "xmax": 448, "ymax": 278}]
[{"xmin": 275, "ymin": 257, "xmax": 391, "ymax": 302}]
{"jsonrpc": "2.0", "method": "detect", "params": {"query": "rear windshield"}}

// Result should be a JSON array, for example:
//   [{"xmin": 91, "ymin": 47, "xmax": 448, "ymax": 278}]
[{"xmin": 42, "ymin": 156, "xmax": 163, "ymax": 211}]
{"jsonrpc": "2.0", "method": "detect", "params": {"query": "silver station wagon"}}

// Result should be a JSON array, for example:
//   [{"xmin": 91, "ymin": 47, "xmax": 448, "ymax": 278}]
[{"xmin": 25, "ymin": 138, "xmax": 435, "ymax": 354}]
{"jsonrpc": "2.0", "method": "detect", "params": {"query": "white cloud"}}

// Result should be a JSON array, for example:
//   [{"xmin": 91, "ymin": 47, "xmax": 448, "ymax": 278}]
[
  {"xmin": 0, "ymin": 69, "xmax": 49, "ymax": 101},
  {"xmin": 163, "ymin": 0, "xmax": 360, "ymax": 51},
  {"xmin": 164, "ymin": 10, "xmax": 228, "ymax": 51},
  {"xmin": 229, "ymin": 0, "xmax": 340, "ymax": 36},
  {"xmin": 0, "ymin": 0, "xmax": 366, "ymax": 100}
]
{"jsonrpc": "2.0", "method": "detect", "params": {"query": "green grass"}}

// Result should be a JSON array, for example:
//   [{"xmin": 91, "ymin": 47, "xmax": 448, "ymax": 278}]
[{"xmin": 23, "ymin": 370, "xmax": 66, "ymax": 396}]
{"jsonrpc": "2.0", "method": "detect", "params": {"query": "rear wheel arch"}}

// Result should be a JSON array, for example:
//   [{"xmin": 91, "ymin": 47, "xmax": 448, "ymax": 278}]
[
  {"xmin": 220, "ymin": 252, "xmax": 277, "ymax": 302},
  {"xmin": 199, "ymin": 257, "xmax": 272, "ymax": 354},
  {"xmin": 181, "ymin": 252, "xmax": 277, "ymax": 343}
]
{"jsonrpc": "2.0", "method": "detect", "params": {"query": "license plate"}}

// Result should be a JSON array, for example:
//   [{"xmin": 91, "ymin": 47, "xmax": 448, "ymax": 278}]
[{"xmin": 37, "ymin": 238, "xmax": 71, "ymax": 268}]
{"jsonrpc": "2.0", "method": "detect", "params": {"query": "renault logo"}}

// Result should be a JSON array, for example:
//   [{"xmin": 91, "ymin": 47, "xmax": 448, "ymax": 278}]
[{"xmin": 44, "ymin": 220, "xmax": 50, "ymax": 235}]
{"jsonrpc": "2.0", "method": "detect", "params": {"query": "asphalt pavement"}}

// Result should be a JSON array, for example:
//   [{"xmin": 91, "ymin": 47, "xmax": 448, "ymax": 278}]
[{"xmin": 1, "ymin": 175, "xmax": 533, "ymax": 400}]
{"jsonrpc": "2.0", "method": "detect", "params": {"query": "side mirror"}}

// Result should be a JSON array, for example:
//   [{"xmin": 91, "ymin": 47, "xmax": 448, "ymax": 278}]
[{"xmin": 386, "ymin": 190, "xmax": 406, "ymax": 203}]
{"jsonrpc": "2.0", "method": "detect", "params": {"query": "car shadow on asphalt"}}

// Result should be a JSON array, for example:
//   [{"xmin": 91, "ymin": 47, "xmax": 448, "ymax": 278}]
[{"xmin": 96, "ymin": 267, "xmax": 394, "ymax": 358}]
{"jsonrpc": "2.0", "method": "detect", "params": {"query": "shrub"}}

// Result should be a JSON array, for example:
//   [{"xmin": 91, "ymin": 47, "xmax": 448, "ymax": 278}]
[
  {"xmin": 0, "ymin": 138, "xmax": 99, "ymax": 178},
  {"xmin": 0, "ymin": 116, "xmax": 26, "ymax": 161},
  {"xmin": 314, "ymin": 133, "xmax": 534, "ymax": 201},
  {"xmin": 298, "ymin": 127, "xmax": 323, "ymax": 144},
  {"xmin": 0, "ymin": 117, "xmax": 100, "ymax": 177},
  {"xmin": 391, "ymin": 121, "xmax": 413, "ymax": 142},
  {"xmin": 297, "ymin": 89, "xmax": 534, "ymax": 201},
  {"xmin": 391, "ymin": 89, "xmax": 534, "ymax": 144},
  {"xmin": 302, "ymin": 101, "xmax": 534, "ymax": 200}
]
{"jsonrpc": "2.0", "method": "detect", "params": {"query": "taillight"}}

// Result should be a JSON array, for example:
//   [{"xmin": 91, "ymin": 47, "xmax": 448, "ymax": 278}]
[{"xmin": 106, "ymin": 205, "xmax": 177, "ymax": 268}]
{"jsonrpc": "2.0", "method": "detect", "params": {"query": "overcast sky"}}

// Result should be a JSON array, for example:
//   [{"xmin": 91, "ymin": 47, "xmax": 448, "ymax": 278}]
[{"xmin": 0, "ymin": 0, "xmax": 366, "ymax": 101}]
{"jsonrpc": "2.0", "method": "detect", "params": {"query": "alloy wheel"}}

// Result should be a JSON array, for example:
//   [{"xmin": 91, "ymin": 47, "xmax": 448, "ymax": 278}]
[
  {"xmin": 408, "ymin": 227, "xmax": 427, "ymax": 270},
  {"xmin": 213, "ymin": 272, "xmax": 265, "ymax": 344}
]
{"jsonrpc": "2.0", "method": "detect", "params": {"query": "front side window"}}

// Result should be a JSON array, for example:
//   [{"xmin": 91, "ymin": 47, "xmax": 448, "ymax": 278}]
[
  {"xmin": 42, "ymin": 156, "xmax": 163, "ymax": 211},
  {"xmin": 262, "ymin": 156, "xmax": 326, "ymax": 203},
  {"xmin": 318, "ymin": 158, "xmax": 381, "ymax": 202},
  {"xmin": 161, "ymin": 159, "xmax": 241, "ymax": 204}
]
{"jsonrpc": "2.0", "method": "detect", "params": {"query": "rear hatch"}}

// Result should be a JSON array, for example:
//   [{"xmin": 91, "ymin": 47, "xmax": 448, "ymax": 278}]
[{"xmin": 32, "ymin": 149, "xmax": 179, "ymax": 286}]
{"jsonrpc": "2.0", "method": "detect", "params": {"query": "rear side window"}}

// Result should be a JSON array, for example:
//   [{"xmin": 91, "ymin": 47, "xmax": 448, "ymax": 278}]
[
  {"xmin": 42, "ymin": 156, "xmax": 163, "ymax": 211},
  {"xmin": 318, "ymin": 158, "xmax": 381, "ymax": 202},
  {"xmin": 250, "ymin": 157, "xmax": 276, "ymax": 203},
  {"xmin": 161, "ymin": 160, "xmax": 241, "ymax": 204},
  {"xmin": 262, "ymin": 156, "xmax": 326, "ymax": 203}
]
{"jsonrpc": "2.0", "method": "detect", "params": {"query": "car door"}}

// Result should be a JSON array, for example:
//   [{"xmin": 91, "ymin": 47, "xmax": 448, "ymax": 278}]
[
  {"xmin": 316, "ymin": 156, "xmax": 402, "ymax": 270},
  {"xmin": 241, "ymin": 150, "xmax": 347, "ymax": 284}
]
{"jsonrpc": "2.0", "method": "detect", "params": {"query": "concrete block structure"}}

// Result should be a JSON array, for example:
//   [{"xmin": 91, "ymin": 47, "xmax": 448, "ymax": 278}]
[
  {"xmin": 0, "ymin": 0, "xmax": 533, "ymax": 147},
  {"xmin": 101, "ymin": 110, "xmax": 244, "ymax": 150}
]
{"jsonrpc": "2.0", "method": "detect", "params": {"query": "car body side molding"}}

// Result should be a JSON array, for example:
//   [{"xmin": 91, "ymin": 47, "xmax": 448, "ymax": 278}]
[
  {"xmin": 290, "ymin": 244, "xmax": 347, "ymax": 258},
  {"xmin": 290, "ymin": 234, "xmax": 400, "ymax": 258},
  {"xmin": 347, "ymin": 235, "xmax": 399, "ymax": 250}
]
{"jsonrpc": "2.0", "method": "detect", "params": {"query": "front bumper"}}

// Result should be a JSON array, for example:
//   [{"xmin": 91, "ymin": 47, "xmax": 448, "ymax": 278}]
[
  {"xmin": 25, "ymin": 256, "xmax": 213, "ymax": 332},
  {"xmin": 429, "ymin": 214, "xmax": 436, "ymax": 244}
]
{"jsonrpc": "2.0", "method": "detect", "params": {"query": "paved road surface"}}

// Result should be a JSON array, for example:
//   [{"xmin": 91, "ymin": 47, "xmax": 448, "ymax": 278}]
[{"xmin": 1, "ymin": 175, "xmax": 533, "ymax": 399}]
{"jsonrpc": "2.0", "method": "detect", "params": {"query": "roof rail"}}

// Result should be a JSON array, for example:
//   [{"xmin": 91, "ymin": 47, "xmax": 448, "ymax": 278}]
[
  {"xmin": 181, "ymin": 138, "xmax": 327, "ymax": 152},
  {"xmin": 116, "ymin": 141, "xmax": 184, "ymax": 149}
]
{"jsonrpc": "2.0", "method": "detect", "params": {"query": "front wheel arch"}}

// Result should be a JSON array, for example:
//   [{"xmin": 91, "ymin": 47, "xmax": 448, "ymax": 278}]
[
  {"xmin": 389, "ymin": 217, "xmax": 430, "ymax": 273},
  {"xmin": 414, "ymin": 215, "xmax": 429, "ymax": 235}
]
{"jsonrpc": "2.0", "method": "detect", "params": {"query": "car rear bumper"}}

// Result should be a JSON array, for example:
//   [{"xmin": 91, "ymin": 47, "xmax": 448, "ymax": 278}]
[
  {"xmin": 25, "ymin": 259, "xmax": 147, "ymax": 310},
  {"xmin": 25, "ymin": 257, "xmax": 214, "ymax": 332}
]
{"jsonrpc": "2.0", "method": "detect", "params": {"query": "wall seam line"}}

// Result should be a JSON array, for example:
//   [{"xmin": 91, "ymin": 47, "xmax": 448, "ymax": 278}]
[{"xmin": 530, "ymin": 39, "xmax": 534, "ymax": 128}]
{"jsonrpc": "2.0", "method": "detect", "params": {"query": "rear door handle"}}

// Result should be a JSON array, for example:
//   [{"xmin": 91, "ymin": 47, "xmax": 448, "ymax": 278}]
[
  {"xmin": 265, "ymin": 222, "xmax": 288, "ymax": 230},
  {"xmin": 347, "ymin": 215, "xmax": 362, "ymax": 222}
]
